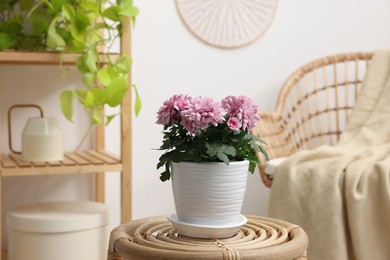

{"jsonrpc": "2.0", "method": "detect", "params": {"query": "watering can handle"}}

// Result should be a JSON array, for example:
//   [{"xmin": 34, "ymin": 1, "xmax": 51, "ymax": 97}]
[{"xmin": 8, "ymin": 104, "xmax": 44, "ymax": 154}]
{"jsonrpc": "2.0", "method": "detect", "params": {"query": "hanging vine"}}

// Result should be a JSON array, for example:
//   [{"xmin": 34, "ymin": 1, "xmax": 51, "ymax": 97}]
[{"xmin": 0, "ymin": 0, "xmax": 141, "ymax": 126}]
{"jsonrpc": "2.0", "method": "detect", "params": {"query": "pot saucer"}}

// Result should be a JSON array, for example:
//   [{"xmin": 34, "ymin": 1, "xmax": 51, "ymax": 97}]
[{"xmin": 167, "ymin": 214, "xmax": 247, "ymax": 239}]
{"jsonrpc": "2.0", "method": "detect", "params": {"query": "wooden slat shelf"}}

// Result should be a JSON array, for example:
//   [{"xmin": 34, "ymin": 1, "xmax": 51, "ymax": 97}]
[
  {"xmin": 1, "ymin": 150, "xmax": 122, "ymax": 177},
  {"xmin": 0, "ymin": 50, "xmax": 119, "ymax": 65}
]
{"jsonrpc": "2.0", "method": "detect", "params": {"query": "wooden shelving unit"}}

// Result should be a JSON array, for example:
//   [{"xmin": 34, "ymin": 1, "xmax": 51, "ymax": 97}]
[
  {"xmin": 0, "ymin": 17, "xmax": 133, "ymax": 260},
  {"xmin": 0, "ymin": 50, "xmax": 120, "ymax": 65}
]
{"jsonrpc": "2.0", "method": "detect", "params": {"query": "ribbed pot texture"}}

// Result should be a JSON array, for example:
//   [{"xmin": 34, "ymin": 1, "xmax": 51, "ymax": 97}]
[{"xmin": 171, "ymin": 161, "xmax": 249, "ymax": 226}]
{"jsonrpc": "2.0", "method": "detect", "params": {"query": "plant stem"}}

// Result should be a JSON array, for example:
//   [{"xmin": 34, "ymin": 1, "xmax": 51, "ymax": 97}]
[{"xmin": 74, "ymin": 124, "xmax": 96, "ymax": 151}]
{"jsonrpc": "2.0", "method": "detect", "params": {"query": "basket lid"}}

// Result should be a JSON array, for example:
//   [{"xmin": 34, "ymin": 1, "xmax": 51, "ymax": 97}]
[{"xmin": 7, "ymin": 201, "xmax": 110, "ymax": 233}]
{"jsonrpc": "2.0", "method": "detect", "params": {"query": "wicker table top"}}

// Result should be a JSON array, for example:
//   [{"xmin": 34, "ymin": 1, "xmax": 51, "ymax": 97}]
[{"xmin": 108, "ymin": 215, "xmax": 308, "ymax": 260}]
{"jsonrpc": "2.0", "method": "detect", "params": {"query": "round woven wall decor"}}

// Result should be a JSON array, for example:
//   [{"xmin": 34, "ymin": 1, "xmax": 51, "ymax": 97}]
[{"xmin": 175, "ymin": 0, "xmax": 278, "ymax": 49}]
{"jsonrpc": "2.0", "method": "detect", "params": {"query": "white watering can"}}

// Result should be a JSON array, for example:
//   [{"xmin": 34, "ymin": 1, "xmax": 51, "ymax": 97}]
[{"xmin": 8, "ymin": 104, "xmax": 64, "ymax": 162}]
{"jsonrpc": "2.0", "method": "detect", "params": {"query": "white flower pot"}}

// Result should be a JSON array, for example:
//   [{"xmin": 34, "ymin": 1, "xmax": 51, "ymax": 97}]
[{"xmin": 171, "ymin": 161, "xmax": 249, "ymax": 227}]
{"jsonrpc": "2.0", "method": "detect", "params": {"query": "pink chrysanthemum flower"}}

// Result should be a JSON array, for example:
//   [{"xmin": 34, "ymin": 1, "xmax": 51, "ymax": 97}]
[
  {"xmin": 222, "ymin": 95, "xmax": 260, "ymax": 131},
  {"xmin": 227, "ymin": 117, "xmax": 241, "ymax": 131},
  {"xmin": 181, "ymin": 96, "xmax": 226, "ymax": 134},
  {"xmin": 156, "ymin": 94, "xmax": 191, "ymax": 126}
]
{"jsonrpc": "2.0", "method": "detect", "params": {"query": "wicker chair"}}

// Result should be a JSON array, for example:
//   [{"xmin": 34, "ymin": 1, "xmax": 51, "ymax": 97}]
[{"xmin": 252, "ymin": 52, "xmax": 373, "ymax": 188}]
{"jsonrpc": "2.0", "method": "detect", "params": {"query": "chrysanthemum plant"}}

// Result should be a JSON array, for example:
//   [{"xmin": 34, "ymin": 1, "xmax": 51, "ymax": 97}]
[{"xmin": 156, "ymin": 95, "xmax": 269, "ymax": 182}]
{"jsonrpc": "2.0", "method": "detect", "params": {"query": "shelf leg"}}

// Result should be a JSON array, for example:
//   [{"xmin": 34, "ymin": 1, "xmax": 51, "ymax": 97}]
[
  {"xmin": 0, "ymin": 174, "xmax": 2, "ymax": 260},
  {"xmin": 120, "ymin": 16, "xmax": 133, "ymax": 223},
  {"xmin": 96, "ymin": 173, "xmax": 105, "ymax": 203},
  {"xmin": 95, "ymin": 103, "xmax": 105, "ymax": 203}
]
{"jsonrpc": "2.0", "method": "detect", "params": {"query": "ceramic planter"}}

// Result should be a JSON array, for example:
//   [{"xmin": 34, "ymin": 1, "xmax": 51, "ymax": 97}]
[{"xmin": 171, "ymin": 161, "xmax": 249, "ymax": 227}]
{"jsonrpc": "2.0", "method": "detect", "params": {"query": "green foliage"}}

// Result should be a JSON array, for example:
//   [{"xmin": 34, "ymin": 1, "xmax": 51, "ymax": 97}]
[
  {"xmin": 0, "ymin": 0, "xmax": 141, "ymax": 125},
  {"xmin": 157, "ymin": 122, "xmax": 268, "ymax": 182}
]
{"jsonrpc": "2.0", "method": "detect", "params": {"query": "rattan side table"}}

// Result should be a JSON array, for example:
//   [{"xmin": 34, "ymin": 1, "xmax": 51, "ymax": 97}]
[{"xmin": 107, "ymin": 215, "xmax": 308, "ymax": 260}]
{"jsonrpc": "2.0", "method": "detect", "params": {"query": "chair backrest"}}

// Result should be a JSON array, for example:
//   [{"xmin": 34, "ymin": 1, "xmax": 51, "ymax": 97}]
[{"xmin": 256, "ymin": 52, "xmax": 373, "ymax": 159}]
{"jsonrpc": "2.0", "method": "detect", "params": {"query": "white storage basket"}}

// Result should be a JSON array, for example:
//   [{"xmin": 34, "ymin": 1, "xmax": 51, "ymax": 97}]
[{"xmin": 7, "ymin": 201, "xmax": 110, "ymax": 260}]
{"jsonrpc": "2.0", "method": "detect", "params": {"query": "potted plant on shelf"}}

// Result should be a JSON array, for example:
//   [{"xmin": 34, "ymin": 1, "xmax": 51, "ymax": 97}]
[
  {"xmin": 0, "ymin": 0, "xmax": 141, "ymax": 142},
  {"xmin": 156, "ymin": 94, "xmax": 268, "ymax": 238}
]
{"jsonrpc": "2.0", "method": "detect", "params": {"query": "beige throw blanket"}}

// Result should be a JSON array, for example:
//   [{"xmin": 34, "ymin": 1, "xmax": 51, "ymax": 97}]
[{"xmin": 268, "ymin": 50, "xmax": 390, "ymax": 260}]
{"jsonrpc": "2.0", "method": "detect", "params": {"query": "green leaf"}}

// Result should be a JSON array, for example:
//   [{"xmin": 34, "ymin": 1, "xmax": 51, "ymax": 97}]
[
  {"xmin": 91, "ymin": 87, "xmax": 106, "ymax": 105},
  {"xmin": 107, "ymin": 66, "xmax": 119, "ymax": 79},
  {"xmin": 249, "ymin": 161, "xmax": 256, "ymax": 174},
  {"xmin": 119, "ymin": 1, "xmax": 140, "ymax": 17},
  {"xmin": 88, "ymin": 31, "xmax": 103, "ymax": 45},
  {"xmin": 84, "ymin": 88, "xmax": 105, "ymax": 108},
  {"xmin": 105, "ymin": 76, "xmax": 129, "ymax": 107},
  {"xmin": 0, "ymin": 4, "xmax": 5, "ymax": 13},
  {"xmin": 3, "ymin": 18, "xmax": 24, "ymax": 36},
  {"xmin": 84, "ymin": 49, "xmax": 98, "ymax": 73},
  {"xmin": 115, "ymin": 55, "xmax": 132, "ymax": 74},
  {"xmin": 252, "ymin": 142, "xmax": 269, "ymax": 161},
  {"xmin": 74, "ymin": 10, "xmax": 90, "ymax": 31},
  {"xmin": 0, "ymin": 33, "xmax": 16, "ymax": 50},
  {"xmin": 47, "ymin": 30, "xmax": 66, "ymax": 50},
  {"xmin": 82, "ymin": 72, "xmax": 96, "ymax": 87},
  {"xmin": 59, "ymin": 90, "xmax": 75, "ymax": 122},
  {"xmin": 70, "ymin": 10, "xmax": 90, "ymax": 44},
  {"xmin": 103, "ymin": 6, "xmax": 120, "ymax": 21},
  {"xmin": 29, "ymin": 9, "xmax": 50, "ymax": 35},
  {"xmin": 157, "ymin": 159, "xmax": 166, "ymax": 169},
  {"xmin": 105, "ymin": 114, "xmax": 117, "ymax": 126},
  {"xmin": 28, "ymin": 0, "xmax": 52, "ymax": 17},
  {"xmin": 206, "ymin": 142, "xmax": 236, "ymax": 164},
  {"xmin": 62, "ymin": 4, "xmax": 75, "ymax": 20},
  {"xmin": 79, "ymin": 2, "xmax": 99, "ymax": 12},
  {"xmin": 157, "ymin": 151, "xmax": 185, "ymax": 167},
  {"xmin": 70, "ymin": 23, "xmax": 86, "ymax": 44},
  {"xmin": 17, "ymin": 37, "xmax": 42, "ymax": 50},
  {"xmin": 84, "ymin": 91, "xmax": 94, "ymax": 108},
  {"xmin": 218, "ymin": 152, "xmax": 230, "ymax": 164},
  {"xmin": 251, "ymin": 134, "xmax": 268, "ymax": 145},
  {"xmin": 56, "ymin": 27, "xmax": 72, "ymax": 45},
  {"xmin": 92, "ymin": 108, "xmax": 103, "ymax": 125},
  {"xmin": 76, "ymin": 56, "xmax": 88, "ymax": 73},
  {"xmin": 132, "ymin": 84, "xmax": 142, "ymax": 116},
  {"xmin": 159, "ymin": 170, "xmax": 170, "ymax": 182},
  {"xmin": 19, "ymin": 0, "xmax": 34, "ymax": 10},
  {"xmin": 47, "ymin": 16, "xmax": 66, "ymax": 50},
  {"xmin": 97, "ymin": 67, "xmax": 111, "ymax": 87},
  {"xmin": 159, "ymin": 163, "xmax": 171, "ymax": 182},
  {"xmin": 50, "ymin": 0, "xmax": 68, "ymax": 14},
  {"xmin": 75, "ymin": 89, "xmax": 88, "ymax": 104}
]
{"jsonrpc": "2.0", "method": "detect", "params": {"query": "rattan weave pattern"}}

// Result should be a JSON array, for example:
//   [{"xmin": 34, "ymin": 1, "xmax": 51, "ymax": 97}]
[
  {"xmin": 252, "ymin": 52, "xmax": 373, "ymax": 187},
  {"xmin": 108, "ymin": 215, "xmax": 308, "ymax": 260}
]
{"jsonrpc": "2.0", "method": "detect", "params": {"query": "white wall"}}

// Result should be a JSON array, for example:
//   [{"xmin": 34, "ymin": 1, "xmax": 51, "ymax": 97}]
[
  {"xmin": 1, "ymin": 0, "xmax": 390, "ymax": 248},
  {"xmin": 128, "ymin": 0, "xmax": 390, "ymax": 221}
]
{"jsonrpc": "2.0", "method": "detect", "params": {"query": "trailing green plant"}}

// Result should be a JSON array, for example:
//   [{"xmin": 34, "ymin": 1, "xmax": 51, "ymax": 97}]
[{"xmin": 0, "ymin": 0, "xmax": 141, "ymax": 127}]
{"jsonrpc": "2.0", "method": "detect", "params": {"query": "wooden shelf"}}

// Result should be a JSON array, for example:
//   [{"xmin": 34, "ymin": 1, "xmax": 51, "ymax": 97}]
[
  {"xmin": 1, "ymin": 249, "xmax": 7, "ymax": 260},
  {"xmin": 1, "ymin": 150, "xmax": 122, "ymax": 177},
  {"xmin": 0, "ymin": 50, "xmax": 119, "ymax": 65}
]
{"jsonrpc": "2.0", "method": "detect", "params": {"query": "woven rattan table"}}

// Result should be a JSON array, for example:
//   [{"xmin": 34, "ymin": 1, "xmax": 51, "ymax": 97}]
[{"xmin": 107, "ymin": 215, "xmax": 308, "ymax": 260}]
